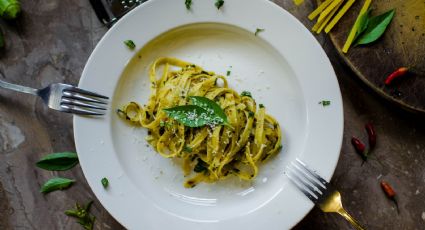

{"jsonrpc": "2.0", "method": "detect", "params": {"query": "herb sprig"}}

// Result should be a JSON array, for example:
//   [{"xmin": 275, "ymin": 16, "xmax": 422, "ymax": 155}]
[{"xmin": 65, "ymin": 201, "xmax": 96, "ymax": 230}]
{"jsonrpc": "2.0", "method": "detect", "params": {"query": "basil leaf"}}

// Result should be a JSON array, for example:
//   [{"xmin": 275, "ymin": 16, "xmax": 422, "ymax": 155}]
[
  {"xmin": 190, "ymin": 96, "xmax": 230, "ymax": 126},
  {"xmin": 354, "ymin": 8, "xmax": 372, "ymax": 41},
  {"xmin": 163, "ymin": 105, "xmax": 210, "ymax": 127},
  {"xmin": 40, "ymin": 177, "xmax": 75, "ymax": 194},
  {"xmin": 255, "ymin": 28, "xmax": 265, "ymax": 36},
  {"xmin": 36, "ymin": 152, "xmax": 79, "ymax": 171},
  {"xmin": 355, "ymin": 9, "xmax": 395, "ymax": 45}
]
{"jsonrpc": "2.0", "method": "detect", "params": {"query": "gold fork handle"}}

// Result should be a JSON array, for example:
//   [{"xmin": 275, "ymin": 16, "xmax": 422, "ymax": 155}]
[{"xmin": 337, "ymin": 208, "xmax": 365, "ymax": 230}]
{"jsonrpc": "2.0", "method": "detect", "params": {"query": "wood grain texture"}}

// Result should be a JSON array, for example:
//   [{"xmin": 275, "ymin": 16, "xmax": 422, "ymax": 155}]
[
  {"xmin": 328, "ymin": 0, "xmax": 425, "ymax": 113},
  {"xmin": 0, "ymin": 0, "xmax": 424, "ymax": 229}
]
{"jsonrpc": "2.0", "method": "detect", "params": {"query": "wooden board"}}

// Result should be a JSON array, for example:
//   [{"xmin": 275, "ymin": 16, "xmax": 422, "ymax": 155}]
[{"xmin": 328, "ymin": 0, "xmax": 425, "ymax": 113}]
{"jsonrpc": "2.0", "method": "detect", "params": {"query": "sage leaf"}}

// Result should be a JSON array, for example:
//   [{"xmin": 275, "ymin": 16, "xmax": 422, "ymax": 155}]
[
  {"xmin": 355, "ymin": 9, "xmax": 395, "ymax": 45},
  {"xmin": 190, "ymin": 96, "xmax": 230, "ymax": 126},
  {"xmin": 40, "ymin": 177, "xmax": 75, "ymax": 194},
  {"xmin": 36, "ymin": 152, "xmax": 79, "ymax": 171},
  {"xmin": 163, "ymin": 105, "xmax": 211, "ymax": 127}
]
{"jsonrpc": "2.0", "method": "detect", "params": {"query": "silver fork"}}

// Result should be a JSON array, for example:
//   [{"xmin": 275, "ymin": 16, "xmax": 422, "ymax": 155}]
[
  {"xmin": 286, "ymin": 159, "xmax": 365, "ymax": 230},
  {"xmin": 0, "ymin": 79, "xmax": 108, "ymax": 116}
]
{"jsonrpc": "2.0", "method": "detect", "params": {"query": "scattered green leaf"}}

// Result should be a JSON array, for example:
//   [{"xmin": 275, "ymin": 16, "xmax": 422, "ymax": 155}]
[
  {"xmin": 101, "ymin": 178, "xmax": 109, "ymax": 189},
  {"xmin": 36, "ymin": 152, "xmax": 79, "ymax": 171},
  {"xmin": 65, "ymin": 201, "xmax": 95, "ymax": 230},
  {"xmin": 248, "ymin": 111, "xmax": 255, "ymax": 118},
  {"xmin": 255, "ymin": 28, "xmax": 265, "ymax": 36},
  {"xmin": 259, "ymin": 104, "xmax": 265, "ymax": 108},
  {"xmin": 185, "ymin": 0, "xmax": 192, "ymax": 10},
  {"xmin": 215, "ymin": 0, "xmax": 224, "ymax": 9},
  {"xmin": 124, "ymin": 40, "xmax": 136, "ymax": 50},
  {"xmin": 40, "ymin": 177, "xmax": 75, "ymax": 194},
  {"xmin": 0, "ymin": 0, "xmax": 21, "ymax": 19},
  {"xmin": 355, "ymin": 9, "xmax": 395, "ymax": 45},
  {"xmin": 226, "ymin": 70, "xmax": 231, "ymax": 76}
]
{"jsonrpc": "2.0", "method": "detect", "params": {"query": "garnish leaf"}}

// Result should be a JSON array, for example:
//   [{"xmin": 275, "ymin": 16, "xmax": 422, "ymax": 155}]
[
  {"xmin": 36, "ymin": 152, "xmax": 79, "ymax": 171},
  {"xmin": 65, "ymin": 201, "xmax": 95, "ymax": 230},
  {"xmin": 124, "ymin": 40, "xmax": 136, "ymax": 50},
  {"xmin": 163, "ymin": 105, "xmax": 211, "ymax": 127},
  {"xmin": 215, "ymin": 0, "xmax": 224, "ymax": 9},
  {"xmin": 319, "ymin": 100, "xmax": 331, "ymax": 106},
  {"xmin": 101, "ymin": 178, "xmax": 109, "ymax": 189},
  {"xmin": 40, "ymin": 177, "xmax": 75, "ymax": 194},
  {"xmin": 255, "ymin": 28, "xmax": 265, "ymax": 36},
  {"xmin": 355, "ymin": 9, "xmax": 395, "ymax": 45},
  {"xmin": 190, "ymin": 96, "xmax": 230, "ymax": 126},
  {"xmin": 185, "ymin": 0, "xmax": 192, "ymax": 10}
]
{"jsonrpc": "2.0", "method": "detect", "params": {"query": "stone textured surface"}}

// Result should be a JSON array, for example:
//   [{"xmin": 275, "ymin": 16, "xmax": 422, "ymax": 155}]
[{"xmin": 0, "ymin": 0, "xmax": 424, "ymax": 229}]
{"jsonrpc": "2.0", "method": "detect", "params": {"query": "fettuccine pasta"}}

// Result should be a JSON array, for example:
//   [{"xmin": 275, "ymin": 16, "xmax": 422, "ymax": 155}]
[{"xmin": 118, "ymin": 57, "xmax": 282, "ymax": 188}]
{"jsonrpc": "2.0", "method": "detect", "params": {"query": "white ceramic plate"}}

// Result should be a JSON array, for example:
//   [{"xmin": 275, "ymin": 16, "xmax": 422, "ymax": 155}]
[{"xmin": 74, "ymin": 0, "xmax": 343, "ymax": 229}]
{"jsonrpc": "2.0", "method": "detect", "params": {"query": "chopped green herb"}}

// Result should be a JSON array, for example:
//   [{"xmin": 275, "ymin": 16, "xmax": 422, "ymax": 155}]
[
  {"xmin": 241, "ymin": 91, "xmax": 252, "ymax": 98},
  {"xmin": 124, "ymin": 40, "xmax": 136, "ymax": 50},
  {"xmin": 319, "ymin": 100, "xmax": 331, "ymax": 106},
  {"xmin": 183, "ymin": 146, "xmax": 193, "ymax": 153},
  {"xmin": 255, "ymin": 28, "xmax": 265, "ymax": 36},
  {"xmin": 226, "ymin": 70, "xmax": 231, "ymax": 76},
  {"xmin": 101, "ymin": 178, "xmax": 109, "ymax": 189},
  {"xmin": 259, "ymin": 104, "xmax": 265, "ymax": 108},
  {"xmin": 185, "ymin": 0, "xmax": 192, "ymax": 10},
  {"xmin": 248, "ymin": 111, "xmax": 255, "ymax": 118},
  {"xmin": 215, "ymin": 0, "xmax": 224, "ymax": 9},
  {"xmin": 65, "ymin": 201, "xmax": 95, "ymax": 230}
]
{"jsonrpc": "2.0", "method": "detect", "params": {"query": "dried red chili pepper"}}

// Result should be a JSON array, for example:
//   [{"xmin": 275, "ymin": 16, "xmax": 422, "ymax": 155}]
[
  {"xmin": 385, "ymin": 67, "xmax": 409, "ymax": 85},
  {"xmin": 351, "ymin": 137, "xmax": 367, "ymax": 161},
  {"xmin": 380, "ymin": 181, "xmax": 399, "ymax": 213},
  {"xmin": 365, "ymin": 123, "xmax": 376, "ymax": 150}
]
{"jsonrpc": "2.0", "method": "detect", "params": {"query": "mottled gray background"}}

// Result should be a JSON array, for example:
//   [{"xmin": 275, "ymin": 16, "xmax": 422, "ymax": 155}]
[{"xmin": 0, "ymin": 0, "xmax": 424, "ymax": 229}]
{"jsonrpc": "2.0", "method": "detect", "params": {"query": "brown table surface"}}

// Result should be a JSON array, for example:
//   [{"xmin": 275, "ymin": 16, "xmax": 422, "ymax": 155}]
[{"xmin": 0, "ymin": 1, "xmax": 424, "ymax": 229}]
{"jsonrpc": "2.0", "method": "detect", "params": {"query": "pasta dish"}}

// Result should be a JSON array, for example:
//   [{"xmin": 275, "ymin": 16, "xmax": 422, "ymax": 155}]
[{"xmin": 118, "ymin": 57, "xmax": 282, "ymax": 188}]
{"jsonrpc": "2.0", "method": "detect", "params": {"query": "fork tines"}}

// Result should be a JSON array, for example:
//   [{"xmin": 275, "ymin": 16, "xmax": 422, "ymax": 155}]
[
  {"xmin": 61, "ymin": 86, "xmax": 109, "ymax": 116},
  {"xmin": 286, "ymin": 159, "xmax": 330, "ymax": 203}
]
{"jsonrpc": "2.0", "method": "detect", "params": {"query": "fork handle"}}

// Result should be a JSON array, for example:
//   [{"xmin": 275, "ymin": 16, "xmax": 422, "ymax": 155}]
[
  {"xmin": 337, "ymin": 208, "xmax": 365, "ymax": 230},
  {"xmin": 0, "ymin": 79, "xmax": 39, "ymax": 96}
]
